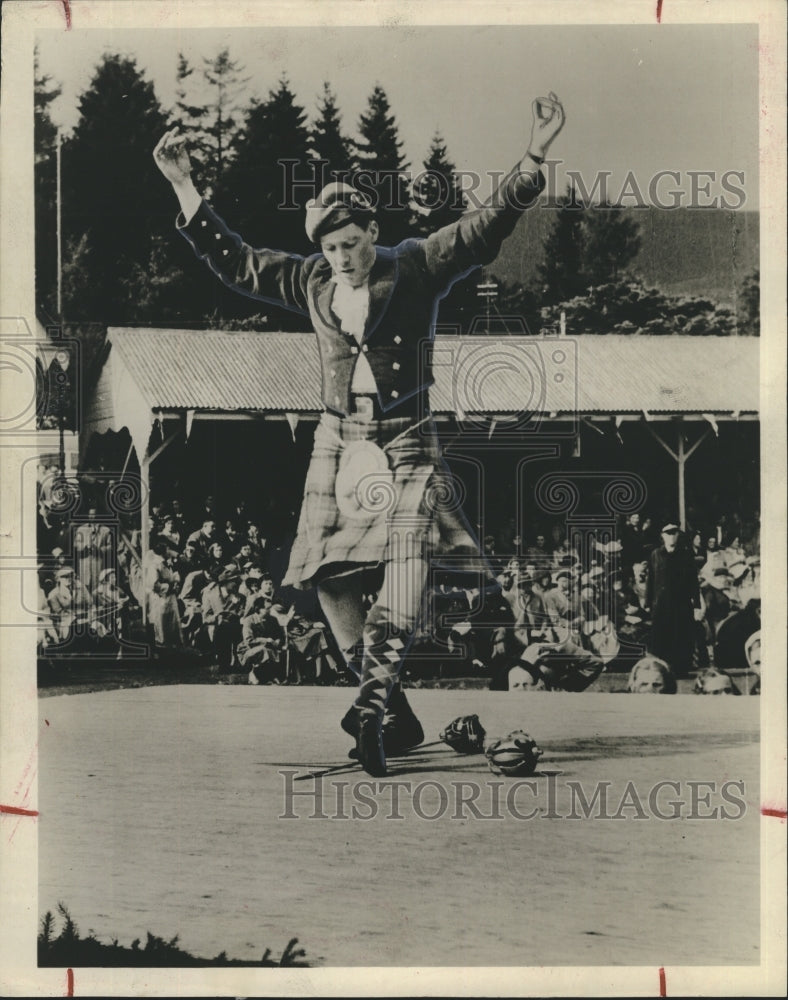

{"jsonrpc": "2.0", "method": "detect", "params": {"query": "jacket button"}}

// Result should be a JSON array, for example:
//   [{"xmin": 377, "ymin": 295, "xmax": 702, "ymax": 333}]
[
  {"xmin": 350, "ymin": 346, "xmax": 358, "ymax": 354},
  {"xmin": 200, "ymin": 220, "xmax": 208, "ymax": 228},
  {"xmin": 214, "ymin": 233, "xmax": 221, "ymax": 240},
  {"xmin": 362, "ymin": 344, "xmax": 368, "ymax": 353},
  {"xmin": 392, "ymin": 362, "xmax": 400, "ymax": 370},
  {"xmin": 393, "ymin": 335, "xmax": 402, "ymax": 344},
  {"xmin": 391, "ymin": 390, "xmax": 399, "ymax": 399},
  {"xmin": 222, "ymin": 249, "xmax": 229, "ymax": 256}
]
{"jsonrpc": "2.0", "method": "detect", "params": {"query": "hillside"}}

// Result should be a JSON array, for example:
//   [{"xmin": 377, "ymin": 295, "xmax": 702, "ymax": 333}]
[{"xmin": 491, "ymin": 206, "xmax": 759, "ymax": 306}]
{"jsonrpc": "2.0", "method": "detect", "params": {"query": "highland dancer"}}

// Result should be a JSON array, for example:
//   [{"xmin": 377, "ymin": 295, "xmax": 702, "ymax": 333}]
[{"xmin": 153, "ymin": 92, "xmax": 565, "ymax": 775}]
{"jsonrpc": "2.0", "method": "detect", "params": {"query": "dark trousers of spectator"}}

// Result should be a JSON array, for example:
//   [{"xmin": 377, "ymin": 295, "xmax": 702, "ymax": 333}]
[
  {"xmin": 212, "ymin": 619, "xmax": 241, "ymax": 672},
  {"xmin": 647, "ymin": 607, "xmax": 695, "ymax": 677}
]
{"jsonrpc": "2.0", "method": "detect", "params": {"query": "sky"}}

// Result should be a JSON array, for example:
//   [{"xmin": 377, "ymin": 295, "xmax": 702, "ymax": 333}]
[{"xmin": 36, "ymin": 22, "xmax": 760, "ymax": 206}]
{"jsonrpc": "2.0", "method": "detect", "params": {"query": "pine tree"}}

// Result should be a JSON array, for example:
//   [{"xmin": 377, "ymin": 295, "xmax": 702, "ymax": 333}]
[
  {"xmin": 355, "ymin": 85, "xmax": 410, "ymax": 244},
  {"xmin": 213, "ymin": 78, "xmax": 313, "ymax": 327},
  {"xmin": 410, "ymin": 130, "xmax": 466, "ymax": 237},
  {"xmin": 34, "ymin": 48, "xmax": 62, "ymax": 318},
  {"xmin": 537, "ymin": 185, "xmax": 587, "ymax": 306},
  {"xmin": 309, "ymin": 82, "xmax": 356, "ymax": 186},
  {"xmin": 61, "ymin": 54, "xmax": 175, "ymax": 324},
  {"xmin": 580, "ymin": 203, "xmax": 641, "ymax": 286},
  {"xmin": 173, "ymin": 53, "xmax": 211, "ymax": 191},
  {"xmin": 202, "ymin": 48, "xmax": 249, "ymax": 195}
]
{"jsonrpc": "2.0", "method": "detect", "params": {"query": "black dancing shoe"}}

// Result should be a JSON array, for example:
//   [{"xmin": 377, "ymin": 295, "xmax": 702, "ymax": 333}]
[
  {"xmin": 344, "ymin": 708, "xmax": 387, "ymax": 777},
  {"xmin": 343, "ymin": 696, "xmax": 424, "ymax": 759},
  {"xmin": 383, "ymin": 685, "xmax": 425, "ymax": 754}
]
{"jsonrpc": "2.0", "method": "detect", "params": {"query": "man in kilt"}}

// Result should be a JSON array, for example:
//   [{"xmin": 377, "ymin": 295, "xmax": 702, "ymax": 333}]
[{"xmin": 153, "ymin": 92, "xmax": 565, "ymax": 775}]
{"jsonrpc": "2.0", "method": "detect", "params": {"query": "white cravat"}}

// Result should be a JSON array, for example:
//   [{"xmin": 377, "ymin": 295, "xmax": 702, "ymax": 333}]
[{"xmin": 332, "ymin": 279, "xmax": 377, "ymax": 393}]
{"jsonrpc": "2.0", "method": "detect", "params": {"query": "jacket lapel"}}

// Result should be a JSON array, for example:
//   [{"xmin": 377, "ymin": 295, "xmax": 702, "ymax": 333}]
[{"xmin": 364, "ymin": 250, "xmax": 398, "ymax": 340}]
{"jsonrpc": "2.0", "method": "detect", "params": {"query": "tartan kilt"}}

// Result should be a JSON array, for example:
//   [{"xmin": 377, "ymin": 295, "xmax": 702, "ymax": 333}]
[{"xmin": 282, "ymin": 411, "xmax": 482, "ymax": 589}]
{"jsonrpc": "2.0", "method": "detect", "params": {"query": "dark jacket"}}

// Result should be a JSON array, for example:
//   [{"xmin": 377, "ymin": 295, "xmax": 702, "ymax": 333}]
[
  {"xmin": 178, "ymin": 167, "xmax": 545, "ymax": 416},
  {"xmin": 646, "ymin": 545, "xmax": 701, "ymax": 614}
]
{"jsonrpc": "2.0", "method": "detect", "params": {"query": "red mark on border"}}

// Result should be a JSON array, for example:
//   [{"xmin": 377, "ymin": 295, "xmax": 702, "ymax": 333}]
[
  {"xmin": 61, "ymin": 1, "xmax": 72, "ymax": 30},
  {"xmin": 656, "ymin": 0, "xmax": 664, "ymax": 23},
  {"xmin": 66, "ymin": 967, "xmax": 74, "ymax": 996},
  {"xmin": 658, "ymin": 966, "xmax": 667, "ymax": 996},
  {"xmin": 0, "ymin": 804, "xmax": 39, "ymax": 817},
  {"xmin": 762, "ymin": 806, "xmax": 787, "ymax": 820}
]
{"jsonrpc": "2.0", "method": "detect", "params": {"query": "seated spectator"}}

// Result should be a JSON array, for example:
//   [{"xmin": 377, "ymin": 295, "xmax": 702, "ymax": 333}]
[
  {"xmin": 168, "ymin": 498, "xmax": 187, "ymax": 538},
  {"xmin": 179, "ymin": 569, "xmax": 208, "ymax": 647},
  {"xmin": 630, "ymin": 560, "xmax": 649, "ymax": 609},
  {"xmin": 518, "ymin": 621, "xmax": 606, "ymax": 692},
  {"xmin": 744, "ymin": 630, "xmax": 761, "ymax": 694},
  {"xmin": 175, "ymin": 537, "xmax": 205, "ymax": 578},
  {"xmin": 46, "ymin": 566, "xmax": 94, "ymax": 643},
  {"xmin": 700, "ymin": 536, "xmax": 727, "ymax": 581},
  {"xmin": 201, "ymin": 566, "xmax": 244, "ymax": 672},
  {"xmin": 205, "ymin": 541, "xmax": 226, "ymax": 581},
  {"xmin": 537, "ymin": 569, "xmax": 570, "ymax": 626},
  {"xmin": 186, "ymin": 519, "xmax": 217, "ymax": 563},
  {"xmin": 157, "ymin": 515, "xmax": 182, "ymax": 552},
  {"xmin": 689, "ymin": 530, "xmax": 706, "ymax": 572},
  {"xmin": 240, "ymin": 594, "xmax": 286, "ymax": 684},
  {"xmin": 737, "ymin": 556, "xmax": 761, "ymax": 606},
  {"xmin": 93, "ymin": 567, "xmax": 131, "ymax": 638},
  {"xmin": 231, "ymin": 542, "xmax": 260, "ymax": 575},
  {"xmin": 694, "ymin": 667, "xmax": 739, "ymax": 695},
  {"xmin": 714, "ymin": 598, "xmax": 760, "ymax": 673},
  {"xmin": 145, "ymin": 544, "xmax": 183, "ymax": 649},
  {"xmin": 507, "ymin": 664, "xmax": 546, "ymax": 691},
  {"xmin": 240, "ymin": 567, "xmax": 263, "ymax": 612},
  {"xmin": 278, "ymin": 603, "xmax": 337, "ymax": 684},
  {"xmin": 627, "ymin": 655, "xmax": 676, "ymax": 694},
  {"xmin": 621, "ymin": 512, "xmax": 646, "ymax": 570},
  {"xmin": 245, "ymin": 522, "xmax": 267, "ymax": 564},
  {"xmin": 700, "ymin": 567, "xmax": 733, "ymax": 640},
  {"xmin": 725, "ymin": 558, "xmax": 751, "ymax": 609},
  {"xmin": 223, "ymin": 519, "xmax": 241, "ymax": 553},
  {"xmin": 497, "ymin": 559, "xmax": 524, "ymax": 617},
  {"xmin": 525, "ymin": 532, "xmax": 552, "ymax": 573},
  {"xmin": 37, "ymin": 581, "xmax": 61, "ymax": 654}
]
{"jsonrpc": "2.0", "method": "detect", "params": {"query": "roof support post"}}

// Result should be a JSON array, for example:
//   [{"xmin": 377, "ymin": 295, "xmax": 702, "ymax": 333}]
[
  {"xmin": 140, "ymin": 454, "xmax": 150, "ymax": 626},
  {"xmin": 647, "ymin": 421, "xmax": 712, "ymax": 530}
]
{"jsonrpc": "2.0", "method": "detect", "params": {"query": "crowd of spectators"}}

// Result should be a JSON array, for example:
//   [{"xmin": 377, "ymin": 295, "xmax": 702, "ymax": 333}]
[
  {"xmin": 37, "ymin": 470, "xmax": 761, "ymax": 695},
  {"xmin": 406, "ymin": 510, "xmax": 761, "ymax": 694},
  {"xmin": 36, "ymin": 484, "xmax": 340, "ymax": 685}
]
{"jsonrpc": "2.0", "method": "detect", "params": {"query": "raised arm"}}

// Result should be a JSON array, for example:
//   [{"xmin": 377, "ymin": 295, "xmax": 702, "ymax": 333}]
[
  {"xmin": 422, "ymin": 93, "xmax": 565, "ymax": 288},
  {"xmin": 153, "ymin": 128, "xmax": 310, "ymax": 314}
]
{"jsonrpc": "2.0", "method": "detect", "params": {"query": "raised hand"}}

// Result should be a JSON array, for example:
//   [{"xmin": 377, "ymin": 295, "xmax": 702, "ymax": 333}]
[
  {"xmin": 153, "ymin": 127, "xmax": 193, "ymax": 188},
  {"xmin": 527, "ymin": 91, "xmax": 565, "ymax": 160}
]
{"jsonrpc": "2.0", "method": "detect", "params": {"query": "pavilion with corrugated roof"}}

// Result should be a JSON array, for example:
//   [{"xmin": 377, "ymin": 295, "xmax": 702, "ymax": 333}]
[{"xmin": 82, "ymin": 328, "xmax": 759, "ymax": 570}]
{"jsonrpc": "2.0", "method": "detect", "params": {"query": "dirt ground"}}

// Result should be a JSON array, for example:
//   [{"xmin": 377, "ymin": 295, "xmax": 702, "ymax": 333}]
[{"xmin": 37, "ymin": 685, "xmax": 760, "ymax": 968}]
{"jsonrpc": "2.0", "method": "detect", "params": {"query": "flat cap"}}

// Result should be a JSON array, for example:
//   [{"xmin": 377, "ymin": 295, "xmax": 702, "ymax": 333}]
[{"xmin": 305, "ymin": 182, "xmax": 374, "ymax": 243}]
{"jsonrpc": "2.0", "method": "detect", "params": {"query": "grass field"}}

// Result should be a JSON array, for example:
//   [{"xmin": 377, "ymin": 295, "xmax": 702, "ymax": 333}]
[{"xmin": 37, "ymin": 685, "xmax": 759, "ymax": 968}]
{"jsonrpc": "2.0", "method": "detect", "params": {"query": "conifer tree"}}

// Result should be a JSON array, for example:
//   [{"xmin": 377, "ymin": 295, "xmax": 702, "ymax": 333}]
[
  {"xmin": 309, "ymin": 82, "xmax": 356, "ymax": 187},
  {"xmin": 355, "ymin": 85, "xmax": 410, "ymax": 244}
]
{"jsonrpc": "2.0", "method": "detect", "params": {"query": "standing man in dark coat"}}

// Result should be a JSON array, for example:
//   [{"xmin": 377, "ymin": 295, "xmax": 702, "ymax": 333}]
[
  {"xmin": 153, "ymin": 92, "xmax": 565, "ymax": 775},
  {"xmin": 645, "ymin": 520, "xmax": 702, "ymax": 677}
]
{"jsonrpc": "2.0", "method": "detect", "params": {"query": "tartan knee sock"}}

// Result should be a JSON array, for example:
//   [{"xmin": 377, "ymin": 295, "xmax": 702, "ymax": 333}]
[
  {"xmin": 342, "ymin": 639, "xmax": 364, "ymax": 681},
  {"xmin": 354, "ymin": 621, "xmax": 408, "ymax": 719}
]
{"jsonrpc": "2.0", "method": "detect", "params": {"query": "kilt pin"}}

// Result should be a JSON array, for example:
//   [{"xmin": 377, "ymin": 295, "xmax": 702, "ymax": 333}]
[{"xmin": 178, "ymin": 163, "xmax": 546, "ymax": 770}]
